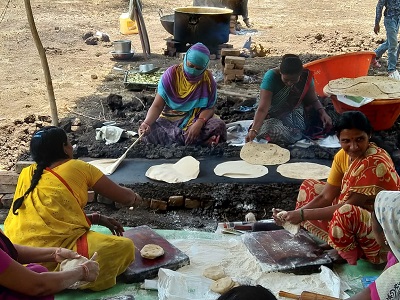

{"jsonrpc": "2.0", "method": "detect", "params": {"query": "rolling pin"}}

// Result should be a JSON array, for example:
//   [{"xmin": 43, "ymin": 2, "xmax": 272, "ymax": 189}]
[{"xmin": 279, "ymin": 291, "xmax": 341, "ymax": 300}]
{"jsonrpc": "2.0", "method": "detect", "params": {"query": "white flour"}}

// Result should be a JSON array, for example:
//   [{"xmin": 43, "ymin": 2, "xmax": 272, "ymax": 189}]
[{"xmin": 170, "ymin": 237, "xmax": 348, "ymax": 299}]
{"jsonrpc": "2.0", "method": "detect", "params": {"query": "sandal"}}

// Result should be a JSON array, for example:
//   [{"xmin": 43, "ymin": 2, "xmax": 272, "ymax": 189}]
[{"xmin": 371, "ymin": 58, "xmax": 381, "ymax": 69}]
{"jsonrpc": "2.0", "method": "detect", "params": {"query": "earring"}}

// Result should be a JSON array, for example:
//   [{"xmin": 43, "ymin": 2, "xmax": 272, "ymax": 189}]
[{"xmin": 384, "ymin": 239, "xmax": 388, "ymax": 246}]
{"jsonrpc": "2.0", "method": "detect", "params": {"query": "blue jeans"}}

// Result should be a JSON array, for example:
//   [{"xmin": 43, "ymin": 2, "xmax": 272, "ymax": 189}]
[{"xmin": 376, "ymin": 15, "xmax": 400, "ymax": 72}]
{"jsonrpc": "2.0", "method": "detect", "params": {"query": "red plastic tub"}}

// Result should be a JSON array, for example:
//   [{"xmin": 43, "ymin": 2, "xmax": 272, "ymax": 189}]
[
  {"xmin": 304, "ymin": 51, "xmax": 376, "ymax": 97},
  {"xmin": 331, "ymin": 95, "xmax": 400, "ymax": 131}
]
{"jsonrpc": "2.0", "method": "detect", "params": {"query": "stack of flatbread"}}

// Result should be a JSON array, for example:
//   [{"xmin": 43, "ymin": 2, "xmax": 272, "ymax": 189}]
[{"xmin": 324, "ymin": 76, "xmax": 400, "ymax": 99}]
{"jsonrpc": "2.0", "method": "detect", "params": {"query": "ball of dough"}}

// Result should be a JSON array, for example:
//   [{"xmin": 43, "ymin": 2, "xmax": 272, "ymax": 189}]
[
  {"xmin": 59, "ymin": 256, "xmax": 90, "ymax": 289},
  {"xmin": 140, "ymin": 244, "xmax": 164, "ymax": 259},
  {"xmin": 203, "ymin": 266, "xmax": 226, "ymax": 280},
  {"xmin": 277, "ymin": 210, "xmax": 300, "ymax": 235},
  {"xmin": 210, "ymin": 276, "xmax": 235, "ymax": 294}
]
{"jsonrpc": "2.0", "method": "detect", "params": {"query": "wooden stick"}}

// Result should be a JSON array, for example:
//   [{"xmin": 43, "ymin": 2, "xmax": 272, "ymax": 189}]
[
  {"xmin": 218, "ymin": 89, "xmax": 258, "ymax": 98},
  {"xmin": 279, "ymin": 291, "xmax": 300, "ymax": 299}
]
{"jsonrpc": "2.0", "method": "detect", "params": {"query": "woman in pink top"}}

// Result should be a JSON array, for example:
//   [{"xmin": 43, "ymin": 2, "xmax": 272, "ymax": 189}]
[
  {"xmin": 349, "ymin": 190, "xmax": 400, "ymax": 299},
  {"xmin": 0, "ymin": 230, "xmax": 99, "ymax": 299}
]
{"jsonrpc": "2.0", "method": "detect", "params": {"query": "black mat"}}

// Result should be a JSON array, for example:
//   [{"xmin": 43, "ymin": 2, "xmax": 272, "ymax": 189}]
[{"xmin": 107, "ymin": 158, "xmax": 332, "ymax": 185}]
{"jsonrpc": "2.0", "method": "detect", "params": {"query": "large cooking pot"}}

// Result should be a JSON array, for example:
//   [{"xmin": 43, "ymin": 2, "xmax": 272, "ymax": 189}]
[
  {"xmin": 174, "ymin": 6, "xmax": 233, "ymax": 46},
  {"xmin": 193, "ymin": 0, "xmax": 244, "ymax": 15}
]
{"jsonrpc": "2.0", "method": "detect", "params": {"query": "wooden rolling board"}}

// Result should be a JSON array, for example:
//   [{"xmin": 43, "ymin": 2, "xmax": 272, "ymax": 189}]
[
  {"xmin": 122, "ymin": 225, "xmax": 190, "ymax": 283},
  {"xmin": 242, "ymin": 229, "xmax": 333, "ymax": 274}
]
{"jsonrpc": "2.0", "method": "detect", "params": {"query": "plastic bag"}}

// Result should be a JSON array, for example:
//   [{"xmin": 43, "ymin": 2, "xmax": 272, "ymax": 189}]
[{"xmin": 158, "ymin": 268, "xmax": 218, "ymax": 300}]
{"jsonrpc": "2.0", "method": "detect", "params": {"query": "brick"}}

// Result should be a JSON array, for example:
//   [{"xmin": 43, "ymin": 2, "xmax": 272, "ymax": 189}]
[
  {"xmin": 1, "ymin": 193, "xmax": 14, "ymax": 209},
  {"xmin": 168, "ymin": 195, "xmax": 184, "ymax": 207},
  {"xmin": 218, "ymin": 43, "xmax": 234, "ymax": 49},
  {"xmin": 224, "ymin": 69, "xmax": 244, "ymax": 76},
  {"xmin": 87, "ymin": 190, "xmax": 96, "ymax": 203},
  {"xmin": 225, "ymin": 56, "xmax": 245, "ymax": 65},
  {"xmin": 150, "ymin": 199, "xmax": 168, "ymax": 211},
  {"xmin": 0, "ymin": 171, "xmax": 19, "ymax": 185},
  {"xmin": 97, "ymin": 194, "xmax": 114, "ymax": 206},
  {"xmin": 15, "ymin": 161, "xmax": 34, "ymax": 173},
  {"xmin": 185, "ymin": 198, "xmax": 201, "ymax": 209},
  {"xmin": 0, "ymin": 184, "xmax": 16, "ymax": 194},
  {"xmin": 224, "ymin": 63, "xmax": 235, "ymax": 70},
  {"xmin": 221, "ymin": 48, "xmax": 240, "ymax": 57}
]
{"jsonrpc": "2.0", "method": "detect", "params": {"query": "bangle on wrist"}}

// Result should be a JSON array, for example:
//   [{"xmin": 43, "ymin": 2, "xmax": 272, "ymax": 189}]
[
  {"xmin": 249, "ymin": 128, "xmax": 258, "ymax": 134},
  {"xmin": 197, "ymin": 117, "xmax": 207, "ymax": 124},
  {"xmin": 51, "ymin": 247, "xmax": 62, "ymax": 262},
  {"xmin": 317, "ymin": 107, "xmax": 325, "ymax": 111},
  {"xmin": 80, "ymin": 264, "xmax": 90, "ymax": 281},
  {"xmin": 300, "ymin": 209, "xmax": 305, "ymax": 221}
]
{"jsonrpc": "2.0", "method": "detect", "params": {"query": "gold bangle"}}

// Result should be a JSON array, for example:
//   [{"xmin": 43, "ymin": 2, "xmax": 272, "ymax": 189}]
[
  {"xmin": 249, "ymin": 128, "xmax": 258, "ymax": 134},
  {"xmin": 80, "ymin": 264, "xmax": 90, "ymax": 281}
]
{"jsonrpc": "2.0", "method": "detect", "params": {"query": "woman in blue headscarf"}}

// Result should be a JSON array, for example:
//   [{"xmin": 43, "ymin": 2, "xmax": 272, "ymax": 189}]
[{"xmin": 138, "ymin": 43, "xmax": 227, "ymax": 146}]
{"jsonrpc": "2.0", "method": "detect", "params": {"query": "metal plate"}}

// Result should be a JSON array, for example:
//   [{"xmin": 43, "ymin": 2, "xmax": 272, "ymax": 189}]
[{"xmin": 123, "ymin": 70, "xmax": 164, "ymax": 91}]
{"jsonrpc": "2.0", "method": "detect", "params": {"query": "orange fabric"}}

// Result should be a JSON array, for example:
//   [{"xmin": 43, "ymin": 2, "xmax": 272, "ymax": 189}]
[
  {"xmin": 76, "ymin": 233, "xmax": 89, "ymax": 258},
  {"xmin": 296, "ymin": 144, "xmax": 400, "ymax": 264}
]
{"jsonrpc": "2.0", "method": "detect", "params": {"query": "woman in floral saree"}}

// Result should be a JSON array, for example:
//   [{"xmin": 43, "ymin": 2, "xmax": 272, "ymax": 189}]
[{"xmin": 274, "ymin": 111, "xmax": 400, "ymax": 265}]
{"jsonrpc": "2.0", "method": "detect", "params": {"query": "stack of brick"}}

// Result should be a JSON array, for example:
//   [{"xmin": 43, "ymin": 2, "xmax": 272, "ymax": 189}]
[
  {"xmin": 229, "ymin": 15, "xmax": 237, "ymax": 34},
  {"xmin": 221, "ymin": 48, "xmax": 245, "ymax": 84}
]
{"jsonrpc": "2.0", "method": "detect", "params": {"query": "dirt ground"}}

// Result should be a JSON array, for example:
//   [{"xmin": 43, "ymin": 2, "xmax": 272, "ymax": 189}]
[{"xmin": 0, "ymin": 0, "xmax": 399, "ymax": 230}]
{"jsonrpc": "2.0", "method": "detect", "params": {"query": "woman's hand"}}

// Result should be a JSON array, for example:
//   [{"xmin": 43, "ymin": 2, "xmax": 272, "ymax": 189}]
[
  {"xmin": 272, "ymin": 208, "xmax": 285, "ymax": 225},
  {"xmin": 284, "ymin": 210, "xmax": 303, "ymax": 225},
  {"xmin": 138, "ymin": 122, "xmax": 151, "ymax": 136},
  {"xmin": 245, "ymin": 130, "xmax": 257, "ymax": 143},
  {"xmin": 185, "ymin": 121, "xmax": 203, "ymax": 145},
  {"xmin": 80, "ymin": 259, "xmax": 100, "ymax": 282},
  {"xmin": 319, "ymin": 111, "xmax": 333, "ymax": 133},
  {"xmin": 98, "ymin": 215, "xmax": 125, "ymax": 236},
  {"xmin": 53, "ymin": 248, "xmax": 81, "ymax": 263}
]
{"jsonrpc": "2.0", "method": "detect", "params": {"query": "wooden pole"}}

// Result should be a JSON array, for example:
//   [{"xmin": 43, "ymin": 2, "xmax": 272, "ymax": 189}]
[{"xmin": 23, "ymin": 0, "xmax": 59, "ymax": 126}]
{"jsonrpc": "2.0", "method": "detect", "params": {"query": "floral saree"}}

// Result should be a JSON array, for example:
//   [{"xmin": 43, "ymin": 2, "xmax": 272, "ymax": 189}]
[{"xmin": 296, "ymin": 144, "xmax": 400, "ymax": 264}]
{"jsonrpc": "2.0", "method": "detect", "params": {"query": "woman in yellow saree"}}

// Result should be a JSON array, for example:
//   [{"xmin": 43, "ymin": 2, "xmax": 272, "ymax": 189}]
[
  {"xmin": 273, "ymin": 111, "xmax": 400, "ymax": 265},
  {"xmin": 4, "ymin": 126, "xmax": 142, "ymax": 291}
]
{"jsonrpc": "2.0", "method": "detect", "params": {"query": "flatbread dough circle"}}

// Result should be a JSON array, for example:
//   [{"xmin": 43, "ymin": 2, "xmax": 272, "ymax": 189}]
[
  {"xmin": 214, "ymin": 160, "xmax": 268, "ymax": 178},
  {"xmin": 140, "ymin": 244, "xmax": 164, "ymax": 259},
  {"xmin": 277, "ymin": 162, "xmax": 331, "ymax": 180},
  {"xmin": 210, "ymin": 276, "xmax": 235, "ymax": 294},
  {"xmin": 240, "ymin": 142, "xmax": 290, "ymax": 165},
  {"xmin": 277, "ymin": 211, "xmax": 300, "ymax": 235},
  {"xmin": 203, "ymin": 266, "xmax": 226, "ymax": 280},
  {"xmin": 145, "ymin": 156, "xmax": 200, "ymax": 183}
]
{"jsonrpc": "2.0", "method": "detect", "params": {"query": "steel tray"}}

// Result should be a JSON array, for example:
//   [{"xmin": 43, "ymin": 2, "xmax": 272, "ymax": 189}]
[{"xmin": 123, "ymin": 70, "xmax": 164, "ymax": 91}]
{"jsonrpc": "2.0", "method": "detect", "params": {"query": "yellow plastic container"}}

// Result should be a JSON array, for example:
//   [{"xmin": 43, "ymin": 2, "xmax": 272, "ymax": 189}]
[{"xmin": 119, "ymin": 13, "xmax": 138, "ymax": 35}]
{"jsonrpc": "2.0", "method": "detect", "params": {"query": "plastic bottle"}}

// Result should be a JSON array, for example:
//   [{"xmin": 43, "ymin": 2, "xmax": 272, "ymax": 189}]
[{"xmin": 119, "ymin": 13, "xmax": 138, "ymax": 35}]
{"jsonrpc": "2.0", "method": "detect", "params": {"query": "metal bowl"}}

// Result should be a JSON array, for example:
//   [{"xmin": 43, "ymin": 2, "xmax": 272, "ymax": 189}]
[
  {"xmin": 160, "ymin": 14, "xmax": 174, "ymax": 35},
  {"xmin": 110, "ymin": 51, "xmax": 134, "ymax": 60}
]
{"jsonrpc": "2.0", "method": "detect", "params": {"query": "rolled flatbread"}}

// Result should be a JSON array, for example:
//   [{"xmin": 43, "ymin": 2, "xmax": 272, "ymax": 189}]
[
  {"xmin": 240, "ymin": 142, "xmax": 290, "ymax": 165},
  {"xmin": 277, "ymin": 162, "xmax": 331, "ymax": 180},
  {"xmin": 214, "ymin": 160, "xmax": 268, "ymax": 178},
  {"xmin": 145, "ymin": 156, "xmax": 200, "ymax": 183}
]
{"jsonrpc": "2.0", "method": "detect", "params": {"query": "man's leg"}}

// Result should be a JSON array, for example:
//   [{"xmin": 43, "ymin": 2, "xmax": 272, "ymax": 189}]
[
  {"xmin": 241, "ymin": 0, "xmax": 251, "ymax": 27},
  {"xmin": 384, "ymin": 16, "xmax": 400, "ymax": 74}
]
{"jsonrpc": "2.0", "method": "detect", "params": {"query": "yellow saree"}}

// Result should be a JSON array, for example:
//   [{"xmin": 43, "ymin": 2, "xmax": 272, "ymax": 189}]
[{"xmin": 4, "ymin": 160, "xmax": 134, "ymax": 291}]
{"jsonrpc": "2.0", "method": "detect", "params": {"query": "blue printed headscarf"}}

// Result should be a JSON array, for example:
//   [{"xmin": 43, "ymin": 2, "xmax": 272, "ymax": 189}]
[{"xmin": 183, "ymin": 43, "xmax": 210, "ymax": 79}]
